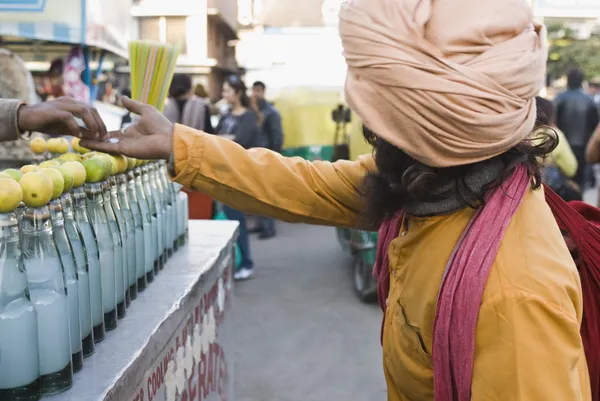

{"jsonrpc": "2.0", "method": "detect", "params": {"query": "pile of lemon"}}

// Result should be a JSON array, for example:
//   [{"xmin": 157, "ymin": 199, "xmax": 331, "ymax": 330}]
[{"xmin": 0, "ymin": 137, "xmax": 145, "ymax": 213}]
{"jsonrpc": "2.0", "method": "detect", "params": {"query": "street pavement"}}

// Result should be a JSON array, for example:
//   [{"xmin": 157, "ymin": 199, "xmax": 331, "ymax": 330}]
[{"xmin": 232, "ymin": 222, "xmax": 387, "ymax": 401}]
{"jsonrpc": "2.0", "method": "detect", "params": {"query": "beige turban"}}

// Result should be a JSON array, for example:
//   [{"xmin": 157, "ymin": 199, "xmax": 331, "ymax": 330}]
[{"xmin": 339, "ymin": 0, "xmax": 547, "ymax": 167}]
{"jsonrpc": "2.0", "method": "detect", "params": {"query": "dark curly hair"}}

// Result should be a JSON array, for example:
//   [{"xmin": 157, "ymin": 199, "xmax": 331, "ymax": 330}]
[{"xmin": 361, "ymin": 125, "xmax": 557, "ymax": 226}]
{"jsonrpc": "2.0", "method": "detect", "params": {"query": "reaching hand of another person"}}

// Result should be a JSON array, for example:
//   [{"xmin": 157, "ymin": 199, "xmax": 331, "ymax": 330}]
[
  {"xmin": 17, "ymin": 97, "xmax": 108, "ymax": 139},
  {"xmin": 80, "ymin": 97, "xmax": 174, "ymax": 160}
]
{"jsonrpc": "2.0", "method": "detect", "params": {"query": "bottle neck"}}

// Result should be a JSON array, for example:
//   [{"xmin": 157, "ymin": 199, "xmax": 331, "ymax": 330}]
[
  {"xmin": 48, "ymin": 198, "xmax": 65, "ymax": 226},
  {"xmin": 85, "ymin": 182, "xmax": 105, "ymax": 205},
  {"xmin": 60, "ymin": 193, "xmax": 75, "ymax": 218},
  {"xmin": 0, "ymin": 212, "xmax": 20, "ymax": 242},
  {"xmin": 21, "ymin": 206, "xmax": 53, "ymax": 235}
]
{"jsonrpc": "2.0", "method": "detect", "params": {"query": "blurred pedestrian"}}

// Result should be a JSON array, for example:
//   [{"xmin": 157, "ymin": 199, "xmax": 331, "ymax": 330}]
[
  {"xmin": 554, "ymin": 67, "xmax": 600, "ymax": 189},
  {"xmin": 215, "ymin": 75, "xmax": 262, "ymax": 280},
  {"xmin": 535, "ymin": 96, "xmax": 581, "ymax": 201},
  {"xmin": 163, "ymin": 74, "xmax": 214, "ymax": 134},
  {"xmin": 251, "ymin": 81, "xmax": 284, "ymax": 239}
]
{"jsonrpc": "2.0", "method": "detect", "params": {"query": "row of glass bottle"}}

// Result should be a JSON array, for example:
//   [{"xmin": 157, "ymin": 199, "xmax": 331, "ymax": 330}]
[{"xmin": 0, "ymin": 160, "xmax": 189, "ymax": 401}]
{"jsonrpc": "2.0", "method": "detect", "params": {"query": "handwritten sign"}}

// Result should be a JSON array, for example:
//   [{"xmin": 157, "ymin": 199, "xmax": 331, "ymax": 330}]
[{"xmin": 129, "ymin": 267, "xmax": 233, "ymax": 401}]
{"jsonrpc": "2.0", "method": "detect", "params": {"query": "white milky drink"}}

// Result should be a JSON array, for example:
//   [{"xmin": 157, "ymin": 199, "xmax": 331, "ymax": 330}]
[
  {"xmin": 26, "ymin": 257, "xmax": 71, "ymax": 376},
  {"xmin": 79, "ymin": 223, "xmax": 103, "ymax": 327},
  {"xmin": 108, "ymin": 220, "xmax": 125, "ymax": 305},
  {"xmin": 68, "ymin": 236, "xmax": 92, "ymax": 341},
  {"xmin": 0, "ymin": 252, "xmax": 39, "ymax": 389},
  {"xmin": 135, "ymin": 227, "xmax": 145, "ymax": 280},
  {"xmin": 94, "ymin": 223, "xmax": 116, "ymax": 314}
]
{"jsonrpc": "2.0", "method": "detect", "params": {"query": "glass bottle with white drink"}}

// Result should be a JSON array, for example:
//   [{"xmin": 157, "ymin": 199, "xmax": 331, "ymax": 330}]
[
  {"xmin": 101, "ymin": 180, "xmax": 126, "ymax": 319},
  {"xmin": 134, "ymin": 165, "xmax": 155, "ymax": 284},
  {"xmin": 141, "ymin": 163, "xmax": 160, "ymax": 276},
  {"xmin": 71, "ymin": 186, "xmax": 104, "ymax": 343},
  {"xmin": 127, "ymin": 169, "xmax": 147, "ymax": 292},
  {"xmin": 21, "ymin": 206, "xmax": 73, "ymax": 395},
  {"xmin": 115, "ymin": 173, "xmax": 137, "ymax": 302},
  {"xmin": 147, "ymin": 163, "xmax": 165, "ymax": 270},
  {"xmin": 85, "ymin": 182, "xmax": 117, "ymax": 331},
  {"xmin": 158, "ymin": 161, "xmax": 174, "ymax": 259},
  {"xmin": 60, "ymin": 191, "xmax": 94, "ymax": 357},
  {"xmin": 48, "ymin": 198, "xmax": 83, "ymax": 373},
  {"xmin": 0, "ymin": 210, "xmax": 41, "ymax": 401}
]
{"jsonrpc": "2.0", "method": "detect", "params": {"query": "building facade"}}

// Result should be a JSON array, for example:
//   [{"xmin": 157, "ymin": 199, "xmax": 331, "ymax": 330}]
[{"xmin": 129, "ymin": 0, "xmax": 239, "ymax": 101}]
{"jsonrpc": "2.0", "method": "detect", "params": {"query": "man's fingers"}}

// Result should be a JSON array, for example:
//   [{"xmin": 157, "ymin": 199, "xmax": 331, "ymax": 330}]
[
  {"xmin": 90, "ymin": 108, "xmax": 108, "ymax": 140},
  {"xmin": 58, "ymin": 111, "xmax": 82, "ymax": 137},
  {"xmin": 79, "ymin": 138, "xmax": 121, "ymax": 154},
  {"xmin": 53, "ymin": 102, "xmax": 101, "ymax": 139},
  {"xmin": 121, "ymin": 96, "xmax": 151, "ymax": 116}
]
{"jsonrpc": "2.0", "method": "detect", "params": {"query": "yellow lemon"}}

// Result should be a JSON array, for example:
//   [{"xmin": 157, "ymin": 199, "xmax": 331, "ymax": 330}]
[
  {"xmin": 114, "ymin": 155, "xmax": 128, "ymax": 174},
  {"xmin": 29, "ymin": 137, "xmax": 47, "ymax": 154},
  {"xmin": 72, "ymin": 137, "xmax": 90, "ymax": 154},
  {"xmin": 52, "ymin": 166, "xmax": 74, "ymax": 193},
  {"xmin": 20, "ymin": 165, "xmax": 39, "ymax": 174},
  {"xmin": 83, "ymin": 158, "xmax": 106, "ymax": 183},
  {"xmin": 81, "ymin": 151, "xmax": 96, "ymax": 161},
  {"xmin": 103, "ymin": 155, "xmax": 119, "ymax": 176},
  {"xmin": 135, "ymin": 159, "xmax": 144, "ymax": 168},
  {"xmin": 46, "ymin": 138, "xmax": 60, "ymax": 153},
  {"xmin": 71, "ymin": 137, "xmax": 81, "ymax": 153},
  {"xmin": 0, "ymin": 178, "xmax": 23, "ymax": 213},
  {"xmin": 52, "ymin": 158, "xmax": 65, "ymax": 165},
  {"xmin": 3, "ymin": 169, "xmax": 22, "ymax": 182},
  {"xmin": 61, "ymin": 162, "xmax": 87, "ymax": 188},
  {"xmin": 19, "ymin": 172, "xmax": 53, "ymax": 208},
  {"xmin": 39, "ymin": 168, "xmax": 65, "ymax": 200},
  {"xmin": 39, "ymin": 160, "xmax": 60, "ymax": 169},
  {"xmin": 56, "ymin": 138, "xmax": 70, "ymax": 154},
  {"xmin": 90, "ymin": 155, "xmax": 113, "ymax": 179},
  {"xmin": 0, "ymin": 172, "xmax": 12, "ymax": 180},
  {"xmin": 126, "ymin": 157, "xmax": 137, "ymax": 170},
  {"xmin": 59, "ymin": 153, "xmax": 82, "ymax": 163}
]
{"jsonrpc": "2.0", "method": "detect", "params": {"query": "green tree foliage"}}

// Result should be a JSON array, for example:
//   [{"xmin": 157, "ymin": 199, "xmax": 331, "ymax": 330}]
[{"xmin": 546, "ymin": 23, "xmax": 600, "ymax": 82}]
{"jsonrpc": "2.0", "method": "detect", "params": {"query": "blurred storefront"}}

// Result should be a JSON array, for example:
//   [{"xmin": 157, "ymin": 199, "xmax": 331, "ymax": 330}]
[{"xmin": 127, "ymin": 0, "xmax": 240, "ymax": 102}]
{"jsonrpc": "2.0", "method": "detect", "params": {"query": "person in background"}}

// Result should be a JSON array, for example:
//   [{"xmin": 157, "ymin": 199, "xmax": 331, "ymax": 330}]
[
  {"xmin": 163, "ymin": 74, "xmax": 214, "ymax": 134},
  {"xmin": 535, "ymin": 96, "xmax": 581, "ymax": 201},
  {"xmin": 120, "ymin": 89, "xmax": 133, "ymax": 129},
  {"xmin": 215, "ymin": 75, "xmax": 262, "ymax": 280},
  {"xmin": 554, "ymin": 67, "xmax": 600, "ymax": 189},
  {"xmin": 251, "ymin": 81, "xmax": 284, "ymax": 239},
  {"xmin": 0, "ymin": 97, "xmax": 107, "ymax": 141},
  {"xmin": 194, "ymin": 83, "xmax": 209, "ymax": 101}
]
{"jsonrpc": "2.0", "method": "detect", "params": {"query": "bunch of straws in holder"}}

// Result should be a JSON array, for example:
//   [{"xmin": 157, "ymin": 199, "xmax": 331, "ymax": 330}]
[{"xmin": 129, "ymin": 40, "xmax": 181, "ymax": 112}]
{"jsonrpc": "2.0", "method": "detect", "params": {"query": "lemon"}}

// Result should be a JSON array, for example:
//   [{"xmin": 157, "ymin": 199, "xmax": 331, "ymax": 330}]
[
  {"xmin": 102, "ymin": 155, "xmax": 119, "ymax": 176},
  {"xmin": 0, "ymin": 172, "xmax": 12, "ymax": 180},
  {"xmin": 52, "ymin": 158, "xmax": 65, "ymax": 165},
  {"xmin": 83, "ymin": 158, "xmax": 106, "ymax": 183},
  {"xmin": 90, "ymin": 155, "xmax": 113, "ymax": 179},
  {"xmin": 0, "ymin": 178, "xmax": 23, "ymax": 213},
  {"xmin": 47, "ymin": 137, "xmax": 70, "ymax": 154},
  {"xmin": 20, "ymin": 165, "xmax": 39, "ymax": 174},
  {"xmin": 19, "ymin": 172, "xmax": 53, "ymax": 208},
  {"xmin": 81, "ymin": 152, "xmax": 96, "ymax": 161},
  {"xmin": 72, "ymin": 137, "xmax": 90, "ymax": 154},
  {"xmin": 39, "ymin": 168, "xmax": 65, "ymax": 200},
  {"xmin": 126, "ymin": 157, "xmax": 137, "ymax": 170},
  {"xmin": 113, "ymin": 155, "xmax": 128, "ymax": 174},
  {"xmin": 46, "ymin": 138, "xmax": 60, "ymax": 153},
  {"xmin": 39, "ymin": 160, "xmax": 60, "ymax": 169},
  {"xmin": 59, "ymin": 153, "xmax": 82, "ymax": 163},
  {"xmin": 135, "ymin": 159, "xmax": 144, "ymax": 168},
  {"xmin": 62, "ymin": 162, "xmax": 87, "ymax": 188},
  {"xmin": 71, "ymin": 137, "xmax": 81, "ymax": 153},
  {"xmin": 52, "ymin": 166, "xmax": 74, "ymax": 193},
  {"xmin": 29, "ymin": 137, "xmax": 47, "ymax": 154},
  {"xmin": 3, "ymin": 169, "xmax": 22, "ymax": 182}
]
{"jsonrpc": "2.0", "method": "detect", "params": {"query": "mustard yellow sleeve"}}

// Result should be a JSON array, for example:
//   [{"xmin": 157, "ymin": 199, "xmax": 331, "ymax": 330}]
[
  {"xmin": 171, "ymin": 124, "xmax": 376, "ymax": 229},
  {"xmin": 471, "ymin": 293, "xmax": 589, "ymax": 400}
]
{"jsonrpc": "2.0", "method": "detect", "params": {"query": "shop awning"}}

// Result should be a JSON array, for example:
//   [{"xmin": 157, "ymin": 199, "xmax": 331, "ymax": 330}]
[{"xmin": 0, "ymin": 0, "xmax": 133, "ymax": 59}]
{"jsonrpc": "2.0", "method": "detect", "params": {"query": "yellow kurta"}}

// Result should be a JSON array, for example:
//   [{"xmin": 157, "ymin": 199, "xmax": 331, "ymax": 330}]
[{"xmin": 172, "ymin": 124, "xmax": 591, "ymax": 400}]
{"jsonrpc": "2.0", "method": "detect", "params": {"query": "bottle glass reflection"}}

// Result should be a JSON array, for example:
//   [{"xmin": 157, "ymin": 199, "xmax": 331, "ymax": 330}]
[
  {"xmin": 134, "ymin": 167, "xmax": 154, "ymax": 284},
  {"xmin": 128, "ymin": 170, "xmax": 147, "ymax": 292},
  {"xmin": 21, "ymin": 206, "xmax": 73, "ymax": 395},
  {"xmin": 0, "ymin": 211, "xmax": 41, "ymax": 401},
  {"xmin": 116, "ymin": 174, "xmax": 137, "ymax": 300},
  {"xmin": 85, "ymin": 183, "xmax": 117, "ymax": 331},
  {"xmin": 60, "ymin": 192, "xmax": 94, "ymax": 357},
  {"xmin": 71, "ymin": 187, "xmax": 104, "ymax": 343},
  {"xmin": 48, "ymin": 199, "xmax": 83, "ymax": 373}
]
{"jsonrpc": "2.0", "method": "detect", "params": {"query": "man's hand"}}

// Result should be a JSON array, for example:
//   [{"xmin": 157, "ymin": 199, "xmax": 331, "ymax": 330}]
[
  {"xmin": 17, "ymin": 97, "xmax": 107, "ymax": 139},
  {"xmin": 80, "ymin": 97, "xmax": 174, "ymax": 160}
]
